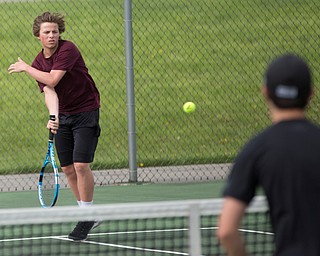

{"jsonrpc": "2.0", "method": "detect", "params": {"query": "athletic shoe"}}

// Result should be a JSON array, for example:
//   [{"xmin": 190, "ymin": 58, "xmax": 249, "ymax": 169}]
[
  {"xmin": 68, "ymin": 220, "xmax": 101, "ymax": 241},
  {"xmin": 92, "ymin": 220, "xmax": 102, "ymax": 229}
]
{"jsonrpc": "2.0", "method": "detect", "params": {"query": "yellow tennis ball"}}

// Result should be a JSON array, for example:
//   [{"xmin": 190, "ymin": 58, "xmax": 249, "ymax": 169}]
[{"xmin": 183, "ymin": 102, "xmax": 196, "ymax": 113}]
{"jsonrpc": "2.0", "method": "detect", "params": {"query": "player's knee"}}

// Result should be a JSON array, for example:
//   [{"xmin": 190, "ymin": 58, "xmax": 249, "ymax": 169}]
[
  {"xmin": 74, "ymin": 162, "xmax": 91, "ymax": 175},
  {"xmin": 61, "ymin": 165, "xmax": 75, "ymax": 176}
]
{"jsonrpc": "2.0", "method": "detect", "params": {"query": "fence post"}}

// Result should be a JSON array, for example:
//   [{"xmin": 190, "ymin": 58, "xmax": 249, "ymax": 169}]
[{"xmin": 124, "ymin": 0, "xmax": 137, "ymax": 182}]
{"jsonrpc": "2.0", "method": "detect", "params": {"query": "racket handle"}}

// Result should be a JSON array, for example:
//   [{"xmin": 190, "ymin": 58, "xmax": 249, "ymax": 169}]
[{"xmin": 49, "ymin": 115, "xmax": 56, "ymax": 141}]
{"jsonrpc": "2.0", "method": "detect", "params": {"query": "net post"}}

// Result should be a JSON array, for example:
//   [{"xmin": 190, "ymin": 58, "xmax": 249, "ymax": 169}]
[{"xmin": 189, "ymin": 203, "xmax": 202, "ymax": 256}]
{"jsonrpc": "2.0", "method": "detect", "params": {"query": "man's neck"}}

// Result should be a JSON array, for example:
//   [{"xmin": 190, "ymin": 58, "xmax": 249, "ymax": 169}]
[
  {"xmin": 271, "ymin": 108, "xmax": 306, "ymax": 124},
  {"xmin": 43, "ymin": 42, "xmax": 59, "ymax": 58}
]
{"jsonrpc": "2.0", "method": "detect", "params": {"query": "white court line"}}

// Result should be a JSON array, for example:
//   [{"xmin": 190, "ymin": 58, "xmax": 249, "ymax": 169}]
[
  {"xmin": 88, "ymin": 227, "xmax": 189, "ymax": 236},
  {"xmin": 202, "ymin": 226, "xmax": 274, "ymax": 236},
  {"xmin": 0, "ymin": 235, "xmax": 67, "ymax": 242},
  {"xmin": 0, "ymin": 227, "xmax": 274, "ymax": 242},
  {"xmin": 0, "ymin": 228, "xmax": 187, "ymax": 243},
  {"xmin": 0, "ymin": 229, "xmax": 190, "ymax": 255},
  {"xmin": 0, "ymin": 226, "xmax": 274, "ymax": 242},
  {"xmin": 0, "ymin": 226, "xmax": 273, "ymax": 255},
  {"xmin": 239, "ymin": 228, "xmax": 274, "ymax": 236},
  {"xmin": 64, "ymin": 228, "xmax": 190, "ymax": 255},
  {"xmin": 58, "ymin": 236, "xmax": 189, "ymax": 255}
]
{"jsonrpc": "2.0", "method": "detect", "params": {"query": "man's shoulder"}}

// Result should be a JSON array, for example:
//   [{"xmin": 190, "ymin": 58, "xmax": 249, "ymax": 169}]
[
  {"xmin": 56, "ymin": 40, "xmax": 81, "ymax": 60},
  {"xmin": 58, "ymin": 40, "xmax": 77, "ymax": 50}
]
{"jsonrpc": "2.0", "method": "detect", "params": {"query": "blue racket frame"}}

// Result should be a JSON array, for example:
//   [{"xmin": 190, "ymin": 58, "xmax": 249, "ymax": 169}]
[{"xmin": 38, "ymin": 116, "xmax": 60, "ymax": 208}]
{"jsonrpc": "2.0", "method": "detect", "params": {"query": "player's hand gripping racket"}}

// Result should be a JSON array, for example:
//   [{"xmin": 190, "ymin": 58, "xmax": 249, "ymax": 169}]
[{"xmin": 38, "ymin": 115, "xmax": 60, "ymax": 208}]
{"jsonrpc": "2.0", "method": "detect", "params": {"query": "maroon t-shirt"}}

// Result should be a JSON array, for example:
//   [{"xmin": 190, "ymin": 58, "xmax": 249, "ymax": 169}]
[{"xmin": 32, "ymin": 40, "xmax": 100, "ymax": 114}]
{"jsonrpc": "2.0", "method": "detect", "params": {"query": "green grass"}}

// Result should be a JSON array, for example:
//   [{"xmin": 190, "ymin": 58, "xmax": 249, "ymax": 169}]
[{"xmin": 0, "ymin": 0, "xmax": 320, "ymax": 174}]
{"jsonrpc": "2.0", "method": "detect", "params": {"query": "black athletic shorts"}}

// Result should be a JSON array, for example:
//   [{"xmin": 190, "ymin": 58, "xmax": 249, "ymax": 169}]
[{"xmin": 55, "ymin": 109, "xmax": 100, "ymax": 167}]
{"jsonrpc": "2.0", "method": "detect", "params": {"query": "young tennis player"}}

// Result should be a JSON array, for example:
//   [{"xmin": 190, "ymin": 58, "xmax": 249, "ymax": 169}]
[
  {"xmin": 217, "ymin": 54, "xmax": 320, "ymax": 255},
  {"xmin": 8, "ymin": 12, "xmax": 101, "ymax": 241}
]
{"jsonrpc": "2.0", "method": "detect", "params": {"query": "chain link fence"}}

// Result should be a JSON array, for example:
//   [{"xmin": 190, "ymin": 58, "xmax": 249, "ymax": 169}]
[{"xmin": 0, "ymin": 0, "xmax": 319, "ymax": 191}]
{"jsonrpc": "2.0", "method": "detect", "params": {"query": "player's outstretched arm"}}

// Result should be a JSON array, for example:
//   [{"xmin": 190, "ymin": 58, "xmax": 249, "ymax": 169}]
[{"xmin": 8, "ymin": 57, "xmax": 66, "ymax": 88}]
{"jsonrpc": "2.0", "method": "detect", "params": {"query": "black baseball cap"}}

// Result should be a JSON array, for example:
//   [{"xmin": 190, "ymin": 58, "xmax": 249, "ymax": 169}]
[{"xmin": 264, "ymin": 54, "xmax": 312, "ymax": 108}]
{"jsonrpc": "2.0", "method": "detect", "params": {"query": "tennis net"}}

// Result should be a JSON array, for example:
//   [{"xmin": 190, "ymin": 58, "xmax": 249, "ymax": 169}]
[{"xmin": 0, "ymin": 196, "xmax": 274, "ymax": 255}]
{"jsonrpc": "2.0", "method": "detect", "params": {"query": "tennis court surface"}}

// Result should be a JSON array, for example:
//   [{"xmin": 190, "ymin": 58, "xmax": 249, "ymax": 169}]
[{"xmin": 0, "ymin": 197, "xmax": 274, "ymax": 255}]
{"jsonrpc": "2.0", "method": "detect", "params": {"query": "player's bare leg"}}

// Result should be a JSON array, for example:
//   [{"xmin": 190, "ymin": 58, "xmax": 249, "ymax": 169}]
[
  {"xmin": 62, "ymin": 164, "xmax": 80, "ymax": 201},
  {"xmin": 74, "ymin": 162, "xmax": 94, "ymax": 203},
  {"xmin": 67, "ymin": 162, "xmax": 97, "ymax": 241}
]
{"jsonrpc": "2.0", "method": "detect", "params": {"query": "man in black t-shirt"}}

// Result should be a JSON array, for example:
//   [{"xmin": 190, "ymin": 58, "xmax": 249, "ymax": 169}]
[{"xmin": 217, "ymin": 54, "xmax": 320, "ymax": 256}]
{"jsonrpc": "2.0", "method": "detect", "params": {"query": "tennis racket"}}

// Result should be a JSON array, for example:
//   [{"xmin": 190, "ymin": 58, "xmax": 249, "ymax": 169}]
[{"xmin": 38, "ymin": 115, "xmax": 60, "ymax": 208}]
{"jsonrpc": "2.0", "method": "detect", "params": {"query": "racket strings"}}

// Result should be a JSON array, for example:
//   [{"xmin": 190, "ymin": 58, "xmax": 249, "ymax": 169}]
[{"xmin": 42, "ymin": 163, "xmax": 57, "ymax": 205}]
